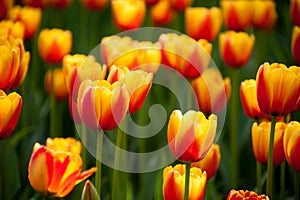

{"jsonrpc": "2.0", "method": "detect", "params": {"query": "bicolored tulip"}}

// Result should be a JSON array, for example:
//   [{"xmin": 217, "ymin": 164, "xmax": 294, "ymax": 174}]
[
  {"xmin": 0, "ymin": 0, "xmax": 14, "ymax": 19},
  {"xmin": 167, "ymin": 110, "xmax": 217, "ymax": 162},
  {"xmin": 219, "ymin": 31, "xmax": 255, "ymax": 68},
  {"xmin": 0, "ymin": 90, "xmax": 22, "ymax": 140},
  {"xmin": 283, "ymin": 121, "xmax": 300, "ymax": 172},
  {"xmin": 256, "ymin": 62, "xmax": 300, "ymax": 116},
  {"xmin": 21, "ymin": 0, "xmax": 47, "ymax": 8},
  {"xmin": 46, "ymin": 137, "xmax": 82, "ymax": 155},
  {"xmin": 9, "ymin": 5, "xmax": 42, "ymax": 39},
  {"xmin": 107, "ymin": 65, "xmax": 130, "ymax": 84},
  {"xmin": 159, "ymin": 33, "xmax": 212, "ymax": 78},
  {"xmin": 80, "ymin": 0, "xmax": 108, "ymax": 10},
  {"xmin": 185, "ymin": 7, "xmax": 222, "ymax": 42},
  {"xmin": 38, "ymin": 28, "xmax": 72, "ymax": 64},
  {"xmin": 163, "ymin": 164, "xmax": 207, "ymax": 200},
  {"xmin": 191, "ymin": 68, "xmax": 231, "ymax": 114},
  {"xmin": 251, "ymin": 0, "xmax": 277, "ymax": 30},
  {"xmin": 252, "ymin": 121, "xmax": 286, "ymax": 166},
  {"xmin": 291, "ymin": 0, "xmax": 300, "ymax": 26},
  {"xmin": 227, "ymin": 190, "xmax": 269, "ymax": 200},
  {"xmin": 77, "ymin": 80, "xmax": 129, "ymax": 130},
  {"xmin": 150, "ymin": 0, "xmax": 174, "ymax": 26},
  {"xmin": 240, "ymin": 79, "xmax": 269, "ymax": 119},
  {"xmin": 44, "ymin": 68, "xmax": 69, "ymax": 101},
  {"xmin": 292, "ymin": 25, "xmax": 300, "ymax": 65},
  {"xmin": 220, "ymin": 0, "xmax": 253, "ymax": 31},
  {"xmin": 111, "ymin": 0, "xmax": 146, "ymax": 30},
  {"xmin": 28, "ymin": 142, "xmax": 97, "ymax": 198},
  {"xmin": 191, "ymin": 144, "xmax": 221, "ymax": 179},
  {"xmin": 0, "ymin": 20, "xmax": 25, "ymax": 39},
  {"xmin": 169, "ymin": 0, "xmax": 193, "ymax": 11}
]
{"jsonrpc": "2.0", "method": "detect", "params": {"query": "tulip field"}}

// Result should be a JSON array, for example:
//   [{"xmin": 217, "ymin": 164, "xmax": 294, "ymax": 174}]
[{"xmin": 0, "ymin": 0, "xmax": 300, "ymax": 200}]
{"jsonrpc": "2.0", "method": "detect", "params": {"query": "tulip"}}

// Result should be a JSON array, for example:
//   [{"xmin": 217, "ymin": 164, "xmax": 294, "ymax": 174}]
[
  {"xmin": 28, "ymin": 143, "xmax": 97, "ymax": 198},
  {"xmin": 185, "ymin": 7, "xmax": 222, "ymax": 42},
  {"xmin": 44, "ymin": 68, "xmax": 69, "ymax": 101},
  {"xmin": 256, "ymin": 62, "xmax": 300, "ymax": 116},
  {"xmin": 159, "ymin": 33, "xmax": 212, "ymax": 78},
  {"xmin": 111, "ymin": 0, "xmax": 146, "ymax": 30},
  {"xmin": 191, "ymin": 144, "xmax": 221, "ymax": 179},
  {"xmin": 81, "ymin": 180, "xmax": 100, "ymax": 200},
  {"xmin": 283, "ymin": 121, "xmax": 300, "ymax": 172},
  {"xmin": 252, "ymin": 121, "xmax": 286, "ymax": 166},
  {"xmin": 0, "ymin": 90, "xmax": 22, "ymax": 140},
  {"xmin": 38, "ymin": 28, "xmax": 72, "ymax": 64},
  {"xmin": 0, "ymin": 20, "xmax": 25, "ymax": 39},
  {"xmin": 163, "ymin": 164, "xmax": 207, "ymax": 200},
  {"xmin": 107, "ymin": 65, "xmax": 130, "ymax": 84},
  {"xmin": 48, "ymin": 0, "xmax": 73, "ymax": 9},
  {"xmin": 251, "ymin": 0, "xmax": 277, "ymax": 30},
  {"xmin": 169, "ymin": 0, "xmax": 193, "ymax": 11},
  {"xmin": 80, "ymin": 0, "xmax": 108, "ymax": 10},
  {"xmin": 227, "ymin": 190, "xmax": 269, "ymax": 200},
  {"xmin": 150, "ymin": 0, "xmax": 174, "ymax": 26},
  {"xmin": 191, "ymin": 68, "xmax": 231, "ymax": 114},
  {"xmin": 291, "ymin": 0, "xmax": 300, "ymax": 26},
  {"xmin": 21, "ymin": 0, "xmax": 47, "ymax": 8},
  {"xmin": 167, "ymin": 110, "xmax": 217, "ymax": 162},
  {"xmin": 77, "ymin": 80, "xmax": 129, "ymax": 131},
  {"xmin": 240, "ymin": 79, "xmax": 269, "ymax": 119},
  {"xmin": 69, "ymin": 96, "xmax": 82, "ymax": 124},
  {"xmin": 0, "ymin": 0, "xmax": 14, "ymax": 19},
  {"xmin": 220, "ymin": 0, "xmax": 253, "ymax": 31},
  {"xmin": 219, "ymin": 31, "xmax": 255, "ymax": 68},
  {"xmin": 46, "ymin": 137, "xmax": 82, "ymax": 155},
  {"xmin": 146, "ymin": 0, "xmax": 159, "ymax": 6},
  {"xmin": 292, "ymin": 26, "xmax": 300, "ymax": 65}
]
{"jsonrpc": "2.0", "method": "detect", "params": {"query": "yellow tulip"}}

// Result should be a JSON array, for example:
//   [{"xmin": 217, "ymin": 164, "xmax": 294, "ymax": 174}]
[{"xmin": 0, "ymin": 20, "xmax": 25, "ymax": 39}]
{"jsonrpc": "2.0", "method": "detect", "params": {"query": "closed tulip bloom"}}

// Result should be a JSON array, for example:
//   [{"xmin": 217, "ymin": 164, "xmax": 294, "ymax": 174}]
[
  {"xmin": 219, "ymin": 31, "xmax": 255, "ymax": 68},
  {"xmin": 0, "ymin": 0, "xmax": 14, "ymax": 19},
  {"xmin": 28, "ymin": 143, "xmax": 97, "ymax": 198},
  {"xmin": 163, "ymin": 164, "xmax": 207, "ymax": 200},
  {"xmin": 291, "ymin": 0, "xmax": 300, "ymax": 26},
  {"xmin": 227, "ymin": 190, "xmax": 269, "ymax": 200},
  {"xmin": 150, "ymin": 0, "xmax": 174, "ymax": 26},
  {"xmin": 80, "ymin": 0, "xmax": 108, "ymax": 10},
  {"xmin": 169, "ymin": 0, "xmax": 193, "ymax": 11},
  {"xmin": 191, "ymin": 68, "xmax": 231, "ymax": 114},
  {"xmin": 292, "ymin": 26, "xmax": 300, "ymax": 65},
  {"xmin": 107, "ymin": 65, "xmax": 130, "ymax": 84},
  {"xmin": 46, "ymin": 137, "xmax": 82, "ymax": 155},
  {"xmin": 0, "ymin": 90, "xmax": 22, "ymax": 140},
  {"xmin": 251, "ymin": 0, "xmax": 277, "ymax": 30},
  {"xmin": 191, "ymin": 144, "xmax": 221, "ymax": 179},
  {"xmin": 44, "ymin": 68, "xmax": 69, "ymax": 101},
  {"xmin": 0, "ymin": 20, "xmax": 25, "ymax": 39},
  {"xmin": 240, "ymin": 79, "xmax": 269, "ymax": 119},
  {"xmin": 220, "ymin": 0, "xmax": 253, "ymax": 31},
  {"xmin": 38, "ymin": 28, "xmax": 72, "ymax": 64},
  {"xmin": 283, "ymin": 121, "xmax": 300, "ymax": 172},
  {"xmin": 78, "ymin": 80, "xmax": 129, "ymax": 130},
  {"xmin": 111, "ymin": 0, "xmax": 146, "ymax": 30},
  {"xmin": 185, "ymin": 7, "xmax": 222, "ymax": 42},
  {"xmin": 145, "ymin": 0, "xmax": 159, "ymax": 6},
  {"xmin": 256, "ymin": 62, "xmax": 300, "ymax": 116},
  {"xmin": 9, "ymin": 6, "xmax": 42, "ymax": 39},
  {"xmin": 167, "ymin": 110, "xmax": 217, "ymax": 162},
  {"xmin": 252, "ymin": 121, "xmax": 286, "ymax": 165}
]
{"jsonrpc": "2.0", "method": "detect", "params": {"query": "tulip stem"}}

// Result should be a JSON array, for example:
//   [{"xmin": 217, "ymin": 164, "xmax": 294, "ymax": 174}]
[
  {"xmin": 184, "ymin": 163, "xmax": 191, "ymax": 200},
  {"xmin": 256, "ymin": 161, "xmax": 262, "ymax": 194},
  {"xmin": 295, "ymin": 171, "xmax": 299, "ymax": 200},
  {"xmin": 81, "ymin": 124, "xmax": 87, "ymax": 170},
  {"xmin": 280, "ymin": 161, "xmax": 286, "ymax": 200},
  {"xmin": 266, "ymin": 116, "xmax": 276, "ymax": 198},
  {"xmin": 95, "ymin": 132, "xmax": 103, "ymax": 198}
]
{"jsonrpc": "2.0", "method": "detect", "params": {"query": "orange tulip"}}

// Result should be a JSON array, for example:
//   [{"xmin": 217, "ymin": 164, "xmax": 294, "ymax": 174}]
[
  {"xmin": 227, "ymin": 190, "xmax": 269, "ymax": 200},
  {"xmin": 169, "ymin": 0, "xmax": 193, "ymax": 11},
  {"xmin": 111, "ymin": 0, "xmax": 146, "ymax": 30},
  {"xmin": 256, "ymin": 62, "xmax": 300, "ymax": 116},
  {"xmin": 185, "ymin": 7, "xmax": 222, "ymax": 42},
  {"xmin": 283, "ymin": 121, "xmax": 300, "ymax": 172},
  {"xmin": 220, "ymin": 0, "xmax": 253, "ymax": 31},
  {"xmin": 191, "ymin": 144, "xmax": 221, "ymax": 179},
  {"xmin": 167, "ymin": 110, "xmax": 217, "ymax": 162},
  {"xmin": 251, "ymin": 0, "xmax": 277, "ymax": 30},
  {"xmin": 291, "ymin": 0, "xmax": 300, "ymax": 26},
  {"xmin": 46, "ymin": 137, "xmax": 82, "ymax": 155},
  {"xmin": 159, "ymin": 33, "xmax": 212, "ymax": 78},
  {"xmin": 163, "ymin": 164, "xmax": 207, "ymax": 200},
  {"xmin": 0, "ymin": 20, "xmax": 25, "ymax": 39},
  {"xmin": 77, "ymin": 80, "xmax": 129, "ymax": 130},
  {"xmin": 107, "ymin": 65, "xmax": 130, "ymax": 84},
  {"xmin": 292, "ymin": 26, "xmax": 300, "ymax": 65},
  {"xmin": 240, "ymin": 79, "xmax": 269, "ymax": 119},
  {"xmin": 80, "ymin": 0, "xmax": 108, "ymax": 10},
  {"xmin": 150, "ymin": 0, "xmax": 174, "ymax": 26},
  {"xmin": 219, "ymin": 31, "xmax": 255, "ymax": 68},
  {"xmin": 191, "ymin": 68, "xmax": 231, "ymax": 114},
  {"xmin": 28, "ymin": 142, "xmax": 97, "ymax": 198},
  {"xmin": 44, "ymin": 68, "xmax": 69, "ymax": 101},
  {"xmin": 252, "ymin": 121, "xmax": 286, "ymax": 166},
  {"xmin": 0, "ymin": 0, "xmax": 14, "ymax": 19},
  {"xmin": 38, "ymin": 28, "xmax": 72, "ymax": 64},
  {"xmin": 0, "ymin": 90, "xmax": 22, "ymax": 140}
]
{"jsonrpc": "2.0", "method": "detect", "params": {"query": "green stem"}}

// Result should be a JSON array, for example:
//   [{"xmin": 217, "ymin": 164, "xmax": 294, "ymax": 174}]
[
  {"xmin": 256, "ymin": 161, "xmax": 262, "ymax": 194},
  {"xmin": 81, "ymin": 125, "xmax": 87, "ymax": 170},
  {"xmin": 230, "ymin": 68, "xmax": 239, "ymax": 188},
  {"xmin": 280, "ymin": 161, "xmax": 286, "ymax": 200},
  {"xmin": 295, "ymin": 171, "xmax": 299, "ymax": 200},
  {"xmin": 184, "ymin": 163, "xmax": 191, "ymax": 200},
  {"xmin": 266, "ymin": 116, "xmax": 277, "ymax": 198},
  {"xmin": 95, "ymin": 132, "xmax": 103, "ymax": 198}
]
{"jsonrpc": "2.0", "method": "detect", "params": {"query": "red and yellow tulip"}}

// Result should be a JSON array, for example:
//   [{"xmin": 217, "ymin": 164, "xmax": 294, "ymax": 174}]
[
  {"xmin": 251, "ymin": 0, "xmax": 277, "ymax": 30},
  {"xmin": 80, "ymin": 0, "xmax": 108, "ymax": 10},
  {"xmin": 0, "ymin": 0, "xmax": 14, "ymax": 19},
  {"xmin": 291, "ymin": 0, "xmax": 300, "ymax": 26},
  {"xmin": 0, "ymin": 20, "xmax": 25, "ymax": 40},
  {"xmin": 169, "ymin": 0, "xmax": 193, "ymax": 11},
  {"xmin": 150, "ymin": 0, "xmax": 174, "ymax": 26},
  {"xmin": 107, "ymin": 65, "xmax": 130, "ymax": 84},
  {"xmin": 292, "ymin": 26, "xmax": 300, "ymax": 65},
  {"xmin": 227, "ymin": 189, "xmax": 269, "ymax": 200},
  {"xmin": 44, "ymin": 68, "xmax": 69, "ymax": 101},
  {"xmin": 21, "ymin": 0, "xmax": 47, "ymax": 8}
]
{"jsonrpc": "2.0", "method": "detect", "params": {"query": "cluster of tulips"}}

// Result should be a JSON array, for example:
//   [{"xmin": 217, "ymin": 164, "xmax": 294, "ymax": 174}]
[{"xmin": 0, "ymin": 0, "xmax": 300, "ymax": 200}]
